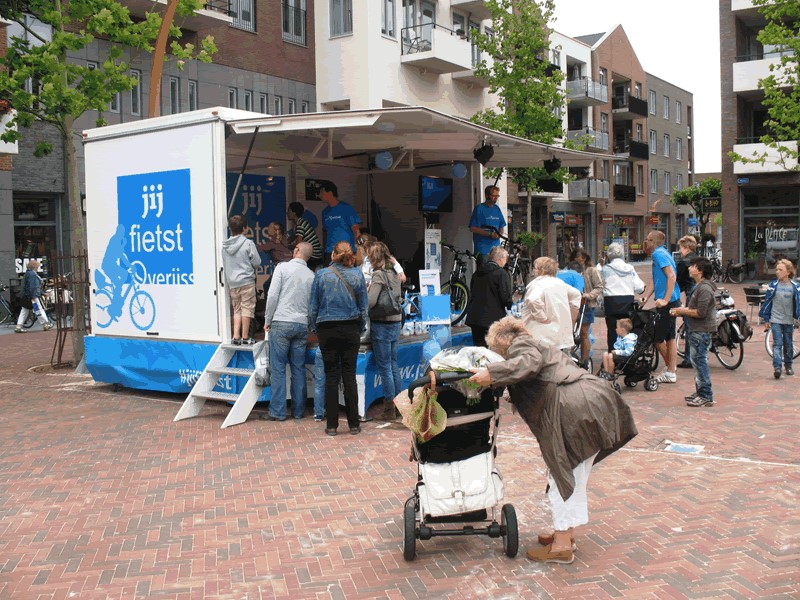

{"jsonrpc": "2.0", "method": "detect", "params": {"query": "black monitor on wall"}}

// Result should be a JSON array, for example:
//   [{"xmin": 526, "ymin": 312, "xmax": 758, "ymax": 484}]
[{"xmin": 419, "ymin": 175, "xmax": 453, "ymax": 213}]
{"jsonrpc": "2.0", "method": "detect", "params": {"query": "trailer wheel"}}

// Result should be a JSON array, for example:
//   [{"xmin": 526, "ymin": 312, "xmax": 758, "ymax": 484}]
[
  {"xmin": 403, "ymin": 497, "xmax": 417, "ymax": 561},
  {"xmin": 501, "ymin": 504, "xmax": 518, "ymax": 558}
]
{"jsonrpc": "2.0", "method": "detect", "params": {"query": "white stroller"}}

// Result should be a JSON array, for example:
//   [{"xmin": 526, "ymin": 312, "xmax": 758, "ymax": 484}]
[{"xmin": 402, "ymin": 371, "xmax": 518, "ymax": 561}]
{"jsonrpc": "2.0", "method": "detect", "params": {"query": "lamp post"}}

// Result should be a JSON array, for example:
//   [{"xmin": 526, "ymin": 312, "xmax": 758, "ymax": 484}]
[{"xmin": 148, "ymin": 0, "xmax": 180, "ymax": 118}]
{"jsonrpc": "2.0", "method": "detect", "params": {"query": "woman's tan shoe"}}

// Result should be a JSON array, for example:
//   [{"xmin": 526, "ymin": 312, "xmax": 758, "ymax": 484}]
[
  {"xmin": 536, "ymin": 531, "xmax": 578, "ymax": 551},
  {"xmin": 526, "ymin": 544, "xmax": 574, "ymax": 564}
]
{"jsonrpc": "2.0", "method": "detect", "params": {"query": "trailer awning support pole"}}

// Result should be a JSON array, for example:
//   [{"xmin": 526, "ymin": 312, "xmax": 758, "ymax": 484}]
[{"xmin": 227, "ymin": 126, "xmax": 261, "ymax": 218}]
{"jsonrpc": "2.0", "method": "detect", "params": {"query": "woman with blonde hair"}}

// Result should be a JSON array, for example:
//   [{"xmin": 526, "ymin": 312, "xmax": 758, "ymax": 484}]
[
  {"xmin": 469, "ymin": 316, "xmax": 637, "ymax": 564},
  {"xmin": 522, "ymin": 256, "xmax": 582, "ymax": 350},
  {"xmin": 308, "ymin": 241, "xmax": 368, "ymax": 435},
  {"xmin": 759, "ymin": 258, "xmax": 800, "ymax": 379}
]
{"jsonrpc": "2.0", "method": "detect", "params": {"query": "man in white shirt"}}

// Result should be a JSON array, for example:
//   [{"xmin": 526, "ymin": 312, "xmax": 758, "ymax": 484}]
[
  {"xmin": 262, "ymin": 243, "xmax": 315, "ymax": 421},
  {"xmin": 523, "ymin": 256, "xmax": 582, "ymax": 350}
]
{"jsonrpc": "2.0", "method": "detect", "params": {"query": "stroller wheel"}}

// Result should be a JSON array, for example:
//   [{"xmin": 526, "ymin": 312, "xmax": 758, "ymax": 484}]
[
  {"xmin": 645, "ymin": 378, "xmax": 659, "ymax": 392},
  {"xmin": 501, "ymin": 504, "xmax": 519, "ymax": 558},
  {"xmin": 624, "ymin": 376, "xmax": 638, "ymax": 388},
  {"xmin": 403, "ymin": 497, "xmax": 417, "ymax": 561},
  {"xmin": 612, "ymin": 382, "xmax": 622, "ymax": 394}
]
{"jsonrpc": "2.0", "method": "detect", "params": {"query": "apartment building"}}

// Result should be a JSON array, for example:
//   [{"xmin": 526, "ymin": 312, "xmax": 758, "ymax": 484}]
[
  {"xmin": 721, "ymin": 0, "xmax": 799, "ymax": 275},
  {"xmin": 3, "ymin": 1, "xmax": 316, "ymax": 288}
]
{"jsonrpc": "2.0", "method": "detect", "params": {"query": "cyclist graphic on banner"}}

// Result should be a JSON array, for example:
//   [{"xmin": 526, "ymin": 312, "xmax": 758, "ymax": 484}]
[{"xmin": 99, "ymin": 224, "xmax": 131, "ymax": 319}]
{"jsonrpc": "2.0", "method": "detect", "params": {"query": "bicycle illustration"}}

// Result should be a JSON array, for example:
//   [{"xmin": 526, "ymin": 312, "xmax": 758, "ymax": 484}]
[{"xmin": 94, "ymin": 261, "xmax": 156, "ymax": 330}]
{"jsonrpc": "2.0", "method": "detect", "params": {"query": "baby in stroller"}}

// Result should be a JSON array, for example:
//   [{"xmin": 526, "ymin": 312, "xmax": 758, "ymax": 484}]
[
  {"xmin": 600, "ymin": 318, "xmax": 637, "ymax": 376},
  {"xmin": 599, "ymin": 308, "xmax": 663, "ymax": 392}
]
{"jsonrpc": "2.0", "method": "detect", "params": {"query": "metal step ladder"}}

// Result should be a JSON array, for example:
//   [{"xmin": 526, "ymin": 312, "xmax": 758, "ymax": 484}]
[{"xmin": 174, "ymin": 342, "xmax": 263, "ymax": 429}]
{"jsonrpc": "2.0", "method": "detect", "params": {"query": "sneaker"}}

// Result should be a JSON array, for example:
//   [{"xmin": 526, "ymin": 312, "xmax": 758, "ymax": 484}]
[
  {"xmin": 314, "ymin": 415, "xmax": 324, "ymax": 422},
  {"xmin": 231, "ymin": 338, "xmax": 242, "ymax": 346},
  {"xmin": 43, "ymin": 323, "xmax": 54, "ymax": 331},
  {"xmin": 244, "ymin": 338, "xmax": 256, "ymax": 345},
  {"xmin": 686, "ymin": 396, "xmax": 714, "ymax": 407},
  {"xmin": 684, "ymin": 392, "xmax": 699, "ymax": 402},
  {"xmin": 774, "ymin": 369, "xmax": 782, "ymax": 379},
  {"xmin": 14, "ymin": 327, "xmax": 23, "ymax": 333},
  {"xmin": 655, "ymin": 370, "xmax": 677, "ymax": 384},
  {"xmin": 786, "ymin": 367, "xmax": 794, "ymax": 376}
]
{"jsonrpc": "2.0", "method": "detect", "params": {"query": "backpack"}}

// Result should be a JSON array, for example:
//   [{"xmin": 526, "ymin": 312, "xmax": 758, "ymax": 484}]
[{"xmin": 369, "ymin": 270, "xmax": 402, "ymax": 320}]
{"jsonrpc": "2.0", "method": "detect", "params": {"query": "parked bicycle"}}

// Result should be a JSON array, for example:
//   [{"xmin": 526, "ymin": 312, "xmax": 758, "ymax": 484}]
[
  {"xmin": 713, "ymin": 258, "xmax": 746, "ymax": 284},
  {"xmin": 440, "ymin": 243, "xmax": 473, "ymax": 325},
  {"xmin": 0, "ymin": 285, "xmax": 15, "ymax": 325},
  {"xmin": 676, "ymin": 287, "xmax": 746, "ymax": 369},
  {"xmin": 482, "ymin": 226, "xmax": 531, "ymax": 311}
]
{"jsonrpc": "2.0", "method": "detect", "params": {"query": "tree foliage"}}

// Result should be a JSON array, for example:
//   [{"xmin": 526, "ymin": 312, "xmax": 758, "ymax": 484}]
[
  {"xmin": 728, "ymin": 0, "xmax": 800, "ymax": 170},
  {"xmin": 670, "ymin": 177, "xmax": 721, "ymax": 232},
  {"xmin": 469, "ymin": 0, "xmax": 565, "ymax": 191}
]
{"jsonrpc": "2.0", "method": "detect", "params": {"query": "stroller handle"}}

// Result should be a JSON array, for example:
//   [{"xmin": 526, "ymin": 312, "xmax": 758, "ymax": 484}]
[{"xmin": 408, "ymin": 371, "xmax": 473, "ymax": 397}]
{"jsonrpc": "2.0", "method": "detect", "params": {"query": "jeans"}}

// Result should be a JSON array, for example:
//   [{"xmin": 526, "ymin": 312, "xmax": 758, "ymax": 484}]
[
  {"xmin": 313, "ymin": 347, "xmax": 325, "ymax": 418},
  {"xmin": 688, "ymin": 331, "xmax": 712, "ymax": 401},
  {"xmin": 682, "ymin": 289, "xmax": 694, "ymax": 363},
  {"xmin": 268, "ymin": 321, "xmax": 309, "ymax": 420},
  {"xmin": 770, "ymin": 322, "xmax": 794, "ymax": 370},
  {"xmin": 317, "ymin": 320, "xmax": 361, "ymax": 430},
  {"xmin": 371, "ymin": 321, "xmax": 402, "ymax": 401}
]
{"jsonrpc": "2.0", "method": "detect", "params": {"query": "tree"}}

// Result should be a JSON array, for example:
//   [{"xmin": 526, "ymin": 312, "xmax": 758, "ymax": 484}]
[
  {"xmin": 469, "ymin": 0, "xmax": 565, "ymax": 234},
  {"xmin": 729, "ymin": 0, "xmax": 800, "ymax": 170},
  {"xmin": 0, "ymin": 0, "xmax": 216, "ymax": 365},
  {"xmin": 670, "ymin": 178, "xmax": 722, "ymax": 236}
]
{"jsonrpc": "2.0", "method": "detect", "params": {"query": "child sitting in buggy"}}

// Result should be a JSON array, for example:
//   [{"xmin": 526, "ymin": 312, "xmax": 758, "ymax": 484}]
[
  {"xmin": 598, "ymin": 308, "xmax": 663, "ymax": 392},
  {"xmin": 601, "ymin": 318, "xmax": 637, "ymax": 376}
]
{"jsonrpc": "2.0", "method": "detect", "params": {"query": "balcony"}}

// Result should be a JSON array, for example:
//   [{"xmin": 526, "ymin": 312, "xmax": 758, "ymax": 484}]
[
  {"xmin": 450, "ymin": 0, "xmax": 492, "ymax": 21},
  {"xmin": 401, "ymin": 24, "xmax": 473, "ymax": 74},
  {"xmin": 733, "ymin": 140, "xmax": 798, "ymax": 174},
  {"xmin": 452, "ymin": 53, "xmax": 493, "ymax": 87},
  {"xmin": 567, "ymin": 127, "xmax": 609, "ymax": 152},
  {"xmin": 733, "ymin": 51, "xmax": 793, "ymax": 92},
  {"xmin": 731, "ymin": 0, "xmax": 756, "ymax": 10},
  {"xmin": 122, "ymin": 0, "xmax": 233, "ymax": 29},
  {"xmin": 537, "ymin": 178, "xmax": 564, "ymax": 194},
  {"xmin": 611, "ymin": 95, "xmax": 648, "ymax": 121},
  {"xmin": 568, "ymin": 178, "xmax": 609, "ymax": 201},
  {"xmin": 613, "ymin": 140, "xmax": 649, "ymax": 160},
  {"xmin": 614, "ymin": 184, "xmax": 636, "ymax": 202},
  {"xmin": 566, "ymin": 78, "xmax": 608, "ymax": 107}
]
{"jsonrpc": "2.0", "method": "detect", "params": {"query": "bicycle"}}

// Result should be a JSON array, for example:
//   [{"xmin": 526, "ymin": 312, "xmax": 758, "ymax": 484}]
[
  {"xmin": 0, "ymin": 285, "xmax": 15, "ymax": 325},
  {"xmin": 94, "ymin": 261, "xmax": 156, "ymax": 331},
  {"xmin": 440, "ymin": 243, "xmax": 472, "ymax": 325},
  {"xmin": 482, "ymin": 226, "xmax": 531, "ymax": 312},
  {"xmin": 718, "ymin": 258, "xmax": 746, "ymax": 284},
  {"xmin": 676, "ymin": 288, "xmax": 745, "ymax": 369},
  {"xmin": 764, "ymin": 321, "xmax": 800, "ymax": 360}
]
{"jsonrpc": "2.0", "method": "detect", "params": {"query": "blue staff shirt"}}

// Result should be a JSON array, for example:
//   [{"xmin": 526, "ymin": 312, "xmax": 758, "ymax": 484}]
[
  {"xmin": 651, "ymin": 246, "xmax": 681, "ymax": 303},
  {"xmin": 557, "ymin": 269, "xmax": 585, "ymax": 293},
  {"xmin": 469, "ymin": 203, "xmax": 507, "ymax": 255},
  {"xmin": 322, "ymin": 201, "xmax": 361, "ymax": 253}
]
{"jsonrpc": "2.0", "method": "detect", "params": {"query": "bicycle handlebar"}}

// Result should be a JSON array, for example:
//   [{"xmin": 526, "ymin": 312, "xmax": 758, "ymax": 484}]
[{"xmin": 441, "ymin": 243, "xmax": 474, "ymax": 258}]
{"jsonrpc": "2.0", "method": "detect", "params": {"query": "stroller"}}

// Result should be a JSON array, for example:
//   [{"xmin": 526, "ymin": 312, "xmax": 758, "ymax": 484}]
[
  {"xmin": 401, "ymin": 371, "xmax": 518, "ymax": 561},
  {"xmin": 605, "ymin": 308, "xmax": 662, "ymax": 393},
  {"xmin": 567, "ymin": 300, "xmax": 593, "ymax": 372}
]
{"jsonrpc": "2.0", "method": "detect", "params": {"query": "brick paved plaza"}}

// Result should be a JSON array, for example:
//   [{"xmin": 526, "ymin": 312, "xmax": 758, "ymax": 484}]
[{"xmin": 1, "ymin": 280, "xmax": 798, "ymax": 599}]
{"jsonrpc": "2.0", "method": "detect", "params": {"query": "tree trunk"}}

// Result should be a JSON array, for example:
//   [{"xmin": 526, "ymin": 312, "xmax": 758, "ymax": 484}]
[
  {"xmin": 148, "ymin": 0, "xmax": 180, "ymax": 117},
  {"xmin": 64, "ymin": 114, "xmax": 86, "ymax": 365},
  {"xmin": 526, "ymin": 188, "xmax": 532, "ymax": 233}
]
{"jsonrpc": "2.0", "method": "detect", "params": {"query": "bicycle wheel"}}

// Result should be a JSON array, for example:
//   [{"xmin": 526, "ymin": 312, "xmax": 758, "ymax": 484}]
[
  {"xmin": 731, "ymin": 266, "xmax": 745, "ymax": 284},
  {"xmin": 764, "ymin": 324, "xmax": 800, "ymax": 359},
  {"xmin": 714, "ymin": 340, "xmax": 744, "ymax": 370},
  {"xmin": 94, "ymin": 289, "xmax": 114, "ymax": 328},
  {"xmin": 22, "ymin": 310, "xmax": 36, "ymax": 329},
  {"xmin": 130, "ymin": 290, "xmax": 156, "ymax": 331},
  {"xmin": 676, "ymin": 322, "xmax": 686, "ymax": 358},
  {"xmin": 441, "ymin": 281, "xmax": 469, "ymax": 326}
]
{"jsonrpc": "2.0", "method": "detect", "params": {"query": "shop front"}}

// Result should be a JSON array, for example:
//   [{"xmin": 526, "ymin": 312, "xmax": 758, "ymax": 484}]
[
  {"xmin": 12, "ymin": 195, "xmax": 63, "ymax": 279},
  {"xmin": 551, "ymin": 208, "xmax": 593, "ymax": 266},
  {"xmin": 600, "ymin": 214, "xmax": 643, "ymax": 260},
  {"xmin": 743, "ymin": 186, "xmax": 799, "ymax": 278}
]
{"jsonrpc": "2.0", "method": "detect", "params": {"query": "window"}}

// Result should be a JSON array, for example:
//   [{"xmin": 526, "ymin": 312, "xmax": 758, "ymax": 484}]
[
  {"xmin": 228, "ymin": 87, "xmax": 238, "ymax": 109},
  {"xmin": 130, "ymin": 69, "xmax": 141, "ymax": 116},
  {"xmin": 599, "ymin": 67, "xmax": 607, "ymax": 86},
  {"xmin": 649, "ymin": 90, "xmax": 656, "ymax": 114},
  {"xmin": 87, "ymin": 61, "xmax": 99, "ymax": 70},
  {"xmin": 331, "ymin": 0, "xmax": 353, "ymax": 36},
  {"xmin": 259, "ymin": 93, "xmax": 268, "ymax": 113},
  {"xmin": 188, "ymin": 80, "xmax": 198, "ymax": 112},
  {"xmin": 675, "ymin": 100, "xmax": 682, "ymax": 124},
  {"xmin": 232, "ymin": 0, "xmax": 255, "ymax": 31},
  {"xmin": 637, "ymin": 165, "xmax": 644, "ymax": 194},
  {"xmin": 301, "ymin": 100, "xmax": 310, "ymax": 113},
  {"xmin": 636, "ymin": 123, "xmax": 643, "ymax": 142},
  {"xmin": 664, "ymin": 171, "xmax": 671, "ymax": 194},
  {"xmin": 288, "ymin": 98, "xmax": 296, "ymax": 114},
  {"xmin": 649, "ymin": 130, "xmax": 657, "ymax": 153},
  {"xmin": 601, "ymin": 160, "xmax": 608, "ymax": 180},
  {"xmin": 634, "ymin": 82, "xmax": 642, "ymax": 98},
  {"xmin": 663, "ymin": 134, "xmax": 670, "ymax": 157},
  {"xmin": 244, "ymin": 90, "xmax": 253, "ymax": 112},
  {"xmin": 169, "ymin": 77, "xmax": 180, "ymax": 114},
  {"xmin": 663, "ymin": 95, "xmax": 670, "ymax": 119},
  {"xmin": 676, "ymin": 137, "xmax": 682, "ymax": 160},
  {"xmin": 381, "ymin": 0, "xmax": 396, "ymax": 37},
  {"xmin": 601, "ymin": 113, "xmax": 608, "ymax": 132},
  {"xmin": 676, "ymin": 174, "xmax": 683, "ymax": 190},
  {"xmin": 551, "ymin": 48, "xmax": 561, "ymax": 67},
  {"xmin": 650, "ymin": 169, "xmax": 658, "ymax": 193},
  {"xmin": 274, "ymin": 95, "xmax": 283, "ymax": 114},
  {"xmin": 283, "ymin": 0, "xmax": 307, "ymax": 44},
  {"xmin": 109, "ymin": 91, "xmax": 120, "ymax": 113},
  {"xmin": 452, "ymin": 12, "xmax": 466, "ymax": 38}
]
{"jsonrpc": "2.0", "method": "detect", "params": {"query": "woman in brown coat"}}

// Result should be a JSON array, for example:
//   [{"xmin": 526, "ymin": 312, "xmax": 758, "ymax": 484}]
[{"xmin": 468, "ymin": 316, "xmax": 637, "ymax": 564}]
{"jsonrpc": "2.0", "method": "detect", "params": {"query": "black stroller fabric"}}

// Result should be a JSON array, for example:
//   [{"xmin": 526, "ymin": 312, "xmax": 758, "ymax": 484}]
[{"xmin": 616, "ymin": 309, "xmax": 660, "ymax": 382}]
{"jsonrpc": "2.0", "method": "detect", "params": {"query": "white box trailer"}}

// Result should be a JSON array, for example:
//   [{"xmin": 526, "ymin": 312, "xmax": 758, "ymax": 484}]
[{"xmin": 82, "ymin": 106, "xmax": 596, "ymax": 421}]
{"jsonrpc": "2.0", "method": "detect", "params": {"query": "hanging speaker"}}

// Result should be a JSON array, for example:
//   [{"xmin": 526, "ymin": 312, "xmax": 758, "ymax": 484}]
[{"xmin": 473, "ymin": 143, "xmax": 494, "ymax": 166}]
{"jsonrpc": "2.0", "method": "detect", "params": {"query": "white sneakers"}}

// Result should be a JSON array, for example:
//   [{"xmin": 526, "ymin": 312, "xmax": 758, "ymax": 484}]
[{"xmin": 655, "ymin": 370, "xmax": 677, "ymax": 384}]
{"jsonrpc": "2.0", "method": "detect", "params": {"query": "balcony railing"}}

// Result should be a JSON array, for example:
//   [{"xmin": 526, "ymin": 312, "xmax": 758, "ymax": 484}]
[
  {"xmin": 735, "ymin": 47, "xmax": 794, "ymax": 62},
  {"xmin": 401, "ymin": 23, "xmax": 472, "ymax": 74},
  {"xmin": 568, "ymin": 178, "xmax": 609, "ymax": 201},
  {"xmin": 281, "ymin": 2, "xmax": 306, "ymax": 45},
  {"xmin": 567, "ymin": 127, "xmax": 609, "ymax": 151},
  {"xmin": 614, "ymin": 140, "xmax": 649, "ymax": 160},
  {"xmin": 124, "ymin": 0, "xmax": 233, "ymax": 28},
  {"xmin": 566, "ymin": 77, "xmax": 608, "ymax": 105},
  {"xmin": 614, "ymin": 184, "xmax": 636, "ymax": 202},
  {"xmin": 611, "ymin": 95, "xmax": 648, "ymax": 119}
]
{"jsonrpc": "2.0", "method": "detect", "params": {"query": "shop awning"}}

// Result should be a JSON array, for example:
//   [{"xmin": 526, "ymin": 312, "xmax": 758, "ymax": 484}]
[{"xmin": 225, "ymin": 106, "xmax": 609, "ymax": 171}]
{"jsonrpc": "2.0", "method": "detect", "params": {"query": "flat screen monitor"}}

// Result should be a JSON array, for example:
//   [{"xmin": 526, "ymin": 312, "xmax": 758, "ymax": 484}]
[{"xmin": 419, "ymin": 176, "xmax": 453, "ymax": 213}]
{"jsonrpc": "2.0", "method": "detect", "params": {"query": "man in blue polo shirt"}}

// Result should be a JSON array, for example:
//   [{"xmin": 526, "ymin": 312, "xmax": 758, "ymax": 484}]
[
  {"xmin": 468, "ymin": 185, "xmax": 506, "ymax": 266},
  {"xmin": 319, "ymin": 181, "xmax": 361, "ymax": 260},
  {"xmin": 645, "ymin": 229, "xmax": 682, "ymax": 384}
]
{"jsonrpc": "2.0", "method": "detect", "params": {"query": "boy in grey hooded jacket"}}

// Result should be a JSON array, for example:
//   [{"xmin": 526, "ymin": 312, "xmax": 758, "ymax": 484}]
[{"xmin": 222, "ymin": 215, "xmax": 261, "ymax": 344}]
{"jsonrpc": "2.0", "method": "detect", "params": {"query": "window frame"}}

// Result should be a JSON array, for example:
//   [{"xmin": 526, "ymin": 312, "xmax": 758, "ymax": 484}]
[
  {"xmin": 232, "ymin": 0, "xmax": 256, "ymax": 32},
  {"xmin": 675, "ymin": 100, "xmax": 682, "ymax": 124},
  {"xmin": 676, "ymin": 137, "xmax": 683, "ymax": 161},
  {"xmin": 650, "ymin": 168, "xmax": 658, "ymax": 193},
  {"xmin": 663, "ymin": 171, "xmax": 671, "ymax": 194},
  {"xmin": 130, "ymin": 69, "xmax": 142, "ymax": 116},
  {"xmin": 287, "ymin": 98, "xmax": 296, "ymax": 114},
  {"xmin": 663, "ymin": 133, "xmax": 670, "ymax": 158},
  {"xmin": 228, "ymin": 87, "xmax": 238, "ymax": 109},
  {"xmin": 274, "ymin": 95, "xmax": 283, "ymax": 115},
  {"xmin": 381, "ymin": 0, "xmax": 396, "ymax": 37},
  {"xmin": 301, "ymin": 100, "xmax": 310, "ymax": 113},
  {"xmin": 259, "ymin": 93, "xmax": 268, "ymax": 114},
  {"xmin": 636, "ymin": 165, "xmax": 644, "ymax": 195},
  {"xmin": 648, "ymin": 90, "xmax": 656, "ymax": 115},
  {"xmin": 169, "ymin": 76, "xmax": 180, "ymax": 115},
  {"xmin": 649, "ymin": 129, "xmax": 657, "ymax": 154},
  {"xmin": 244, "ymin": 90, "xmax": 253, "ymax": 112},
  {"xmin": 330, "ymin": 0, "xmax": 353, "ymax": 37},
  {"xmin": 283, "ymin": 0, "xmax": 307, "ymax": 44},
  {"xmin": 188, "ymin": 80, "xmax": 198, "ymax": 112},
  {"xmin": 663, "ymin": 95, "xmax": 670, "ymax": 120}
]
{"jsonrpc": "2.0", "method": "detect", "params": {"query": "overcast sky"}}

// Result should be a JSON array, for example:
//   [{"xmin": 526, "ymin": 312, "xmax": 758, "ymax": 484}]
[{"xmin": 551, "ymin": 0, "xmax": 722, "ymax": 174}]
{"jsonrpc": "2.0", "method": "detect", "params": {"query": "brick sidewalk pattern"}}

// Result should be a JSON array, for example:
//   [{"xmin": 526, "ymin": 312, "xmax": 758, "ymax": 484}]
[{"xmin": 0, "ymin": 274, "xmax": 798, "ymax": 599}]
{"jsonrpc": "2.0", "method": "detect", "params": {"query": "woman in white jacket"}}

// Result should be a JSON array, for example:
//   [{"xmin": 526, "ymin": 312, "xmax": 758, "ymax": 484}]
[{"xmin": 600, "ymin": 243, "xmax": 645, "ymax": 352}]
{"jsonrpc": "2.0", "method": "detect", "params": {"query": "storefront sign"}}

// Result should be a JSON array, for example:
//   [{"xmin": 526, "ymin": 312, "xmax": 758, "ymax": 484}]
[
  {"xmin": 647, "ymin": 215, "xmax": 660, "ymax": 225},
  {"xmin": 737, "ymin": 177, "xmax": 749, "ymax": 185},
  {"xmin": 600, "ymin": 214, "xmax": 614, "ymax": 224},
  {"xmin": 565, "ymin": 214, "xmax": 582, "ymax": 225},
  {"xmin": 703, "ymin": 197, "xmax": 722, "ymax": 213},
  {"xmin": 688, "ymin": 218, "xmax": 699, "ymax": 227},
  {"xmin": 613, "ymin": 216, "xmax": 637, "ymax": 227},
  {"xmin": 550, "ymin": 211, "xmax": 566, "ymax": 223}
]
